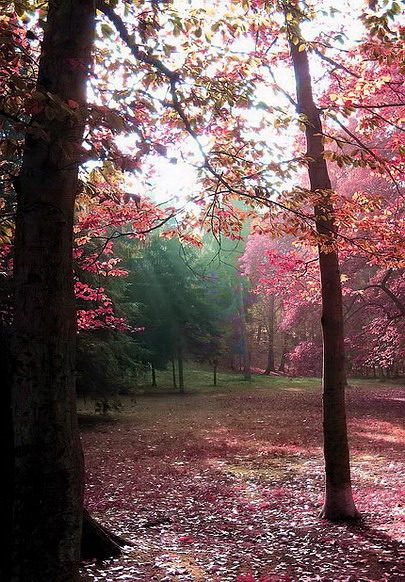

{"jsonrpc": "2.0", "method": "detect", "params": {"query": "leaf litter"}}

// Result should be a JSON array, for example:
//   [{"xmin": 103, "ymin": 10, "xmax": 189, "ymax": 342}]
[{"xmin": 80, "ymin": 382, "xmax": 405, "ymax": 581}]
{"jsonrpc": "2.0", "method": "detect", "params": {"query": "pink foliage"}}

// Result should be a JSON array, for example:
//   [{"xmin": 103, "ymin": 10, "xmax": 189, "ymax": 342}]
[
  {"xmin": 287, "ymin": 341, "xmax": 323, "ymax": 377},
  {"xmin": 75, "ymin": 282, "xmax": 130, "ymax": 331}
]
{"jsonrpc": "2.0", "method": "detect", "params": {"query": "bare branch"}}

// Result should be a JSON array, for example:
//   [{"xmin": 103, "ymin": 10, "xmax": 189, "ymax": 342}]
[
  {"xmin": 331, "ymin": 116, "xmax": 403, "ymax": 194},
  {"xmin": 312, "ymin": 47, "xmax": 361, "ymax": 79}
]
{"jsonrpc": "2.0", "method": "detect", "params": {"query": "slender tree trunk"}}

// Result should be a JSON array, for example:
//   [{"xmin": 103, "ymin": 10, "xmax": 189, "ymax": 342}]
[
  {"xmin": 286, "ymin": 5, "xmax": 359, "ymax": 520},
  {"xmin": 213, "ymin": 359, "xmax": 218, "ymax": 386},
  {"xmin": 279, "ymin": 333, "xmax": 288, "ymax": 373},
  {"xmin": 263, "ymin": 295, "xmax": 275, "ymax": 374},
  {"xmin": 264, "ymin": 342, "xmax": 275, "ymax": 374},
  {"xmin": 11, "ymin": 2, "xmax": 95, "ymax": 581},
  {"xmin": 171, "ymin": 358, "xmax": 177, "ymax": 389},
  {"xmin": 178, "ymin": 340, "xmax": 185, "ymax": 394},
  {"xmin": 238, "ymin": 284, "xmax": 251, "ymax": 381},
  {"xmin": 151, "ymin": 362, "xmax": 157, "ymax": 387}
]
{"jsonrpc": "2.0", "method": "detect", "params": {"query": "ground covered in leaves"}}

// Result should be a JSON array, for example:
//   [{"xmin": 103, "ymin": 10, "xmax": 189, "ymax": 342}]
[{"xmin": 79, "ymin": 377, "xmax": 405, "ymax": 582}]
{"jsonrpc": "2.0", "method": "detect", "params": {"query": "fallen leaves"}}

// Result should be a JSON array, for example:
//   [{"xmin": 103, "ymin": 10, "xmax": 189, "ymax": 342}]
[{"xmin": 80, "ymin": 382, "xmax": 405, "ymax": 581}]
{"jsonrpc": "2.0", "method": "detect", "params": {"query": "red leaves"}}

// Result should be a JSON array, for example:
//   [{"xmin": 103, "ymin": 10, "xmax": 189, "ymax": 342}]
[
  {"xmin": 177, "ymin": 535, "xmax": 194, "ymax": 544},
  {"xmin": 66, "ymin": 99, "xmax": 80, "ymax": 109}
]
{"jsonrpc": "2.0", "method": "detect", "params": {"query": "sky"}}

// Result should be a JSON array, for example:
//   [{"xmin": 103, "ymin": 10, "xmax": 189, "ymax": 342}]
[{"xmin": 113, "ymin": 0, "xmax": 369, "ymax": 209}]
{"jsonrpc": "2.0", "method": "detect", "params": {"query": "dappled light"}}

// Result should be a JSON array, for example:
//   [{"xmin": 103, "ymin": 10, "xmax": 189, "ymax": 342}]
[
  {"xmin": 353, "ymin": 419, "xmax": 405, "ymax": 445},
  {"xmin": 80, "ymin": 380, "xmax": 404, "ymax": 581}
]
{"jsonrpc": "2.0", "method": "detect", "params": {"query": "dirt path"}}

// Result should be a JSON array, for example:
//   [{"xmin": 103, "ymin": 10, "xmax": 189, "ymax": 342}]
[{"xmin": 80, "ymin": 381, "xmax": 405, "ymax": 582}]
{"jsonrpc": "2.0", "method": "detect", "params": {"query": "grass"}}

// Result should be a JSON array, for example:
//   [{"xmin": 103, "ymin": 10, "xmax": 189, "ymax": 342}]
[
  {"xmin": 133, "ymin": 362, "xmax": 404, "ymax": 397},
  {"xmin": 137, "ymin": 363, "xmax": 322, "ymax": 394}
]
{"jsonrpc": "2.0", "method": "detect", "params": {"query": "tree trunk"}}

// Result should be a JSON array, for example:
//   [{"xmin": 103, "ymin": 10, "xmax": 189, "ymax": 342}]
[
  {"xmin": 11, "ymin": 2, "xmax": 95, "ymax": 580},
  {"xmin": 263, "ymin": 295, "xmax": 275, "ymax": 374},
  {"xmin": 279, "ymin": 333, "xmax": 288, "ymax": 373},
  {"xmin": 178, "ymin": 341, "xmax": 185, "ymax": 394},
  {"xmin": 81, "ymin": 510, "xmax": 127, "ymax": 561},
  {"xmin": 171, "ymin": 358, "xmax": 177, "ymax": 389},
  {"xmin": 151, "ymin": 362, "xmax": 157, "ymax": 387},
  {"xmin": 238, "ymin": 284, "xmax": 251, "ymax": 381},
  {"xmin": 286, "ymin": 5, "xmax": 359, "ymax": 520},
  {"xmin": 1, "ymin": 325, "xmax": 13, "ymax": 582},
  {"xmin": 2, "ymin": 334, "xmax": 124, "ymax": 579}
]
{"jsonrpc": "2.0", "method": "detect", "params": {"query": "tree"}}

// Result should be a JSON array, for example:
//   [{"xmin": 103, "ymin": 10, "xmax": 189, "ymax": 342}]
[
  {"xmin": 127, "ymin": 235, "xmax": 223, "ymax": 392},
  {"xmin": 262, "ymin": 1, "xmax": 359, "ymax": 519},
  {"xmin": 241, "ymin": 238, "xmax": 320, "ymax": 376},
  {"xmin": 9, "ymin": 2, "xmax": 95, "ymax": 580},
  {"xmin": 1, "ymin": 3, "xmax": 180, "ymax": 576}
]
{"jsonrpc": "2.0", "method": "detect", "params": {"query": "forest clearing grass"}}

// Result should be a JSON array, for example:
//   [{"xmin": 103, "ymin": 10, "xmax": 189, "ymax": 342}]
[
  {"xmin": 79, "ymin": 371, "xmax": 404, "ymax": 582},
  {"xmin": 140, "ymin": 366, "xmax": 323, "ymax": 393}
]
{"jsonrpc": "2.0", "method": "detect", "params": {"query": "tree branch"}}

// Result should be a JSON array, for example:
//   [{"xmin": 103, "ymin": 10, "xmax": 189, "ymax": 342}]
[
  {"xmin": 312, "ymin": 47, "xmax": 361, "ymax": 79},
  {"xmin": 331, "ymin": 116, "xmax": 402, "ymax": 194},
  {"xmin": 362, "ymin": 276, "xmax": 405, "ymax": 316},
  {"xmin": 96, "ymin": 0, "xmax": 179, "ymax": 82}
]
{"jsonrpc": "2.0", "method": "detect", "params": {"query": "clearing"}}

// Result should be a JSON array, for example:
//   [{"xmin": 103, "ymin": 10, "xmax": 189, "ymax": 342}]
[{"xmin": 79, "ymin": 374, "xmax": 404, "ymax": 582}]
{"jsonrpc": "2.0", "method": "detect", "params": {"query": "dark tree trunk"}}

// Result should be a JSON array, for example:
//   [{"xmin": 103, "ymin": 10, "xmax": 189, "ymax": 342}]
[
  {"xmin": 178, "ymin": 341, "xmax": 185, "ymax": 394},
  {"xmin": 171, "ymin": 358, "xmax": 177, "ymax": 389},
  {"xmin": 213, "ymin": 360, "xmax": 218, "ymax": 386},
  {"xmin": 151, "ymin": 362, "xmax": 157, "ymax": 387},
  {"xmin": 264, "ymin": 344, "xmax": 275, "ymax": 374},
  {"xmin": 286, "ymin": 5, "xmax": 359, "ymax": 520},
  {"xmin": 1, "ymin": 332, "xmax": 124, "ymax": 580},
  {"xmin": 1, "ymin": 325, "xmax": 13, "ymax": 582},
  {"xmin": 11, "ymin": 2, "xmax": 96, "ymax": 581}
]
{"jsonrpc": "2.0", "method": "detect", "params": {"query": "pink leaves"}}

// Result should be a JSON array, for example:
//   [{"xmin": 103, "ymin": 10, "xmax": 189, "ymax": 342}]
[
  {"xmin": 236, "ymin": 574, "xmax": 292, "ymax": 582},
  {"xmin": 81, "ymin": 382, "xmax": 404, "ymax": 581}
]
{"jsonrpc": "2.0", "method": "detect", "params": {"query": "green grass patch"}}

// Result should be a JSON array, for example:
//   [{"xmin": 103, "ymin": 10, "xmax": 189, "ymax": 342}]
[{"xmin": 139, "ymin": 363, "xmax": 322, "ymax": 394}]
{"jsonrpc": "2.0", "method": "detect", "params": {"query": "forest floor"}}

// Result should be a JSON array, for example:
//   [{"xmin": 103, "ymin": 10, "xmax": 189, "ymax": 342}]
[{"xmin": 79, "ymin": 376, "xmax": 405, "ymax": 582}]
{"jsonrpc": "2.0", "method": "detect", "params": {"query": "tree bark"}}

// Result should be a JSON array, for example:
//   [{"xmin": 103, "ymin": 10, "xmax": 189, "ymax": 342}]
[
  {"xmin": 151, "ymin": 362, "xmax": 157, "ymax": 387},
  {"xmin": 11, "ymin": 2, "xmax": 95, "ymax": 581},
  {"xmin": 238, "ymin": 283, "xmax": 251, "ymax": 381},
  {"xmin": 81, "ymin": 510, "xmax": 127, "ymax": 561},
  {"xmin": 178, "ymin": 340, "xmax": 185, "ymax": 393},
  {"xmin": 278, "ymin": 333, "xmax": 288, "ymax": 373},
  {"xmin": 2, "ymin": 333, "xmax": 124, "ymax": 579},
  {"xmin": 1, "ymin": 325, "xmax": 13, "ymax": 582},
  {"xmin": 263, "ymin": 295, "xmax": 275, "ymax": 374},
  {"xmin": 286, "ymin": 4, "xmax": 359, "ymax": 520},
  {"xmin": 171, "ymin": 358, "xmax": 177, "ymax": 388}
]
